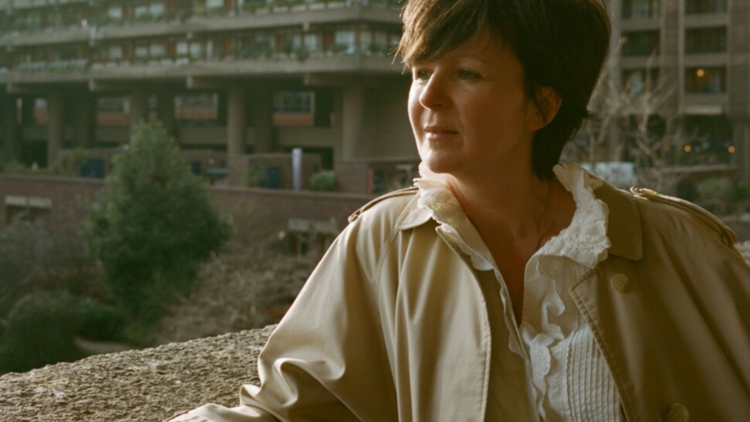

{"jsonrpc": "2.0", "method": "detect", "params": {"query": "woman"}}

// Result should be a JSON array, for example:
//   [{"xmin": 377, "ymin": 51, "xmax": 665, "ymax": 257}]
[{"xmin": 170, "ymin": 0, "xmax": 750, "ymax": 420}]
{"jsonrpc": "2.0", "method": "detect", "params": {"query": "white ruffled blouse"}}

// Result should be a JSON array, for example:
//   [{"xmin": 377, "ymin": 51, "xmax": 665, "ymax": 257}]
[{"xmin": 414, "ymin": 162, "xmax": 624, "ymax": 422}]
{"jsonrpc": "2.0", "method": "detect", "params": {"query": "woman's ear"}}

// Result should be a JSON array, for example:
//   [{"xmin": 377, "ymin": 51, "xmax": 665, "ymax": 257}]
[{"xmin": 526, "ymin": 87, "xmax": 562, "ymax": 132}]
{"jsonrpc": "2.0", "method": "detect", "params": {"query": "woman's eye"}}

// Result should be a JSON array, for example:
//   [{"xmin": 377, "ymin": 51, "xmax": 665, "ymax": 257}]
[
  {"xmin": 413, "ymin": 69, "xmax": 431, "ymax": 81},
  {"xmin": 458, "ymin": 69, "xmax": 480, "ymax": 80}
]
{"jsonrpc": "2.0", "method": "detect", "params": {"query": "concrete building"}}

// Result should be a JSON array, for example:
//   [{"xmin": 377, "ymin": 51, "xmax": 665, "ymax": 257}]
[
  {"xmin": 609, "ymin": 0, "xmax": 750, "ymax": 182},
  {"xmin": 1, "ymin": 0, "xmax": 748, "ymax": 194},
  {"xmin": 0, "ymin": 0, "xmax": 416, "ymax": 194}
]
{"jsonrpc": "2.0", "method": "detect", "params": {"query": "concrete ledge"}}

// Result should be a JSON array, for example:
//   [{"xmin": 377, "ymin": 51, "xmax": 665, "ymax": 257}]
[{"xmin": 0, "ymin": 325, "xmax": 275, "ymax": 422}]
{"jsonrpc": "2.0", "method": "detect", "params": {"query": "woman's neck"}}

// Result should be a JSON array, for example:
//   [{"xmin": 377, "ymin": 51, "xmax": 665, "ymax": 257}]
[{"xmin": 446, "ymin": 168, "xmax": 552, "ymax": 241}]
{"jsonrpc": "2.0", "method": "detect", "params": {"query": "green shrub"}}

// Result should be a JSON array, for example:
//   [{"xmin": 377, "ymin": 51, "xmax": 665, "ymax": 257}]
[
  {"xmin": 245, "ymin": 165, "xmax": 268, "ymax": 188},
  {"xmin": 76, "ymin": 297, "xmax": 125, "ymax": 341},
  {"xmin": 1, "ymin": 291, "xmax": 86, "ymax": 373},
  {"xmin": 0, "ymin": 218, "xmax": 97, "ymax": 319},
  {"xmin": 2, "ymin": 160, "xmax": 47, "ymax": 175},
  {"xmin": 309, "ymin": 171, "xmax": 336, "ymax": 192},
  {"xmin": 84, "ymin": 122, "xmax": 229, "ymax": 324}
]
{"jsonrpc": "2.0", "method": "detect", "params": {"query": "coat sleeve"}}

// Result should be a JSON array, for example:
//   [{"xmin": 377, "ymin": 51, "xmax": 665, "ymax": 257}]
[{"xmin": 167, "ymin": 213, "xmax": 398, "ymax": 422}]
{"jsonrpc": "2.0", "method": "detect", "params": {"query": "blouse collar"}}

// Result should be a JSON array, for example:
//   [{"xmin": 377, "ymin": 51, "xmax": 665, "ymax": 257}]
[{"xmin": 413, "ymin": 162, "xmax": 611, "ymax": 270}]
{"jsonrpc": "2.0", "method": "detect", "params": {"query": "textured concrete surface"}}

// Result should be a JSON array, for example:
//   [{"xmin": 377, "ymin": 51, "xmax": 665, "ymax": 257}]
[{"xmin": 0, "ymin": 325, "xmax": 275, "ymax": 422}]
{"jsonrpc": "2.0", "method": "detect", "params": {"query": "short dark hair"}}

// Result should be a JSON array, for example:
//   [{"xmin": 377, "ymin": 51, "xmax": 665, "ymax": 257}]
[{"xmin": 397, "ymin": 0, "xmax": 611, "ymax": 179}]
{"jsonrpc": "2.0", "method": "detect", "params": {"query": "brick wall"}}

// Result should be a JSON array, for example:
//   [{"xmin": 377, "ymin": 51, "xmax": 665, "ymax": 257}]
[
  {"xmin": 3, "ymin": 174, "xmax": 746, "ymax": 242},
  {"xmin": 0, "ymin": 174, "xmax": 372, "ymax": 236},
  {"xmin": 0, "ymin": 175, "xmax": 104, "ymax": 231}
]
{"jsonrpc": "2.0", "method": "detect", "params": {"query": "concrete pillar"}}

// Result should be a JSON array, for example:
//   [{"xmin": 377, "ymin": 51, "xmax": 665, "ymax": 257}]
[
  {"xmin": 250, "ymin": 87, "xmax": 273, "ymax": 153},
  {"xmin": 734, "ymin": 118, "xmax": 750, "ymax": 183},
  {"xmin": 130, "ymin": 91, "xmax": 148, "ymax": 126},
  {"xmin": 157, "ymin": 92, "xmax": 176, "ymax": 140},
  {"xmin": 47, "ymin": 91, "xmax": 64, "ymax": 169},
  {"xmin": 227, "ymin": 86, "xmax": 247, "ymax": 156},
  {"xmin": 73, "ymin": 93, "xmax": 94, "ymax": 148},
  {"xmin": 659, "ymin": 0, "xmax": 681, "ymax": 109},
  {"xmin": 217, "ymin": 92, "xmax": 228, "ymax": 125},
  {"xmin": 341, "ymin": 86, "xmax": 364, "ymax": 160},
  {"xmin": 1, "ymin": 95, "xmax": 20, "ymax": 163}
]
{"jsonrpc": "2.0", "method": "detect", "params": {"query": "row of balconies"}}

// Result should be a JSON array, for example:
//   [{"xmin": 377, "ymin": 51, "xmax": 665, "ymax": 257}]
[
  {"xmin": 4, "ymin": 40, "xmax": 392, "ymax": 74},
  {"xmin": 0, "ymin": 0, "xmax": 401, "ymax": 32},
  {"xmin": 0, "ymin": 54, "xmax": 399, "ymax": 85},
  {"xmin": 621, "ymin": 0, "xmax": 728, "ymax": 20},
  {"xmin": 1, "ymin": 3, "xmax": 401, "ymax": 50},
  {"xmin": 0, "ymin": 0, "xmax": 87, "ymax": 9},
  {"xmin": 0, "ymin": 0, "xmax": 400, "ymax": 10}
]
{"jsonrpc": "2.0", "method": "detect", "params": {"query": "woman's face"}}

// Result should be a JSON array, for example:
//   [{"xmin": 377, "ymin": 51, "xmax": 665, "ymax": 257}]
[{"xmin": 408, "ymin": 29, "xmax": 541, "ymax": 181}]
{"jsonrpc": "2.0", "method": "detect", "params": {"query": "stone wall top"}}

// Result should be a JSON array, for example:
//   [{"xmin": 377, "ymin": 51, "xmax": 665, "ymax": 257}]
[{"xmin": 0, "ymin": 326, "xmax": 275, "ymax": 422}]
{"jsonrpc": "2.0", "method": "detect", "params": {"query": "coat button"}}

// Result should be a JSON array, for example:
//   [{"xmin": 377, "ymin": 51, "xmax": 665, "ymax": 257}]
[
  {"xmin": 662, "ymin": 403, "xmax": 689, "ymax": 422},
  {"xmin": 611, "ymin": 273, "xmax": 631, "ymax": 292}
]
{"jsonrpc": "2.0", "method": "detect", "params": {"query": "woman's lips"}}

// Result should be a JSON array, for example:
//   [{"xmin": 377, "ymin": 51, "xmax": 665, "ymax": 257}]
[{"xmin": 424, "ymin": 127, "xmax": 458, "ymax": 142}]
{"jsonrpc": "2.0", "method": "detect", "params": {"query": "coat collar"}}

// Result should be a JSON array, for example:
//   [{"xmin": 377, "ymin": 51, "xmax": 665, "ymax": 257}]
[
  {"xmin": 593, "ymin": 181, "xmax": 643, "ymax": 261},
  {"xmin": 396, "ymin": 180, "xmax": 644, "ymax": 262}
]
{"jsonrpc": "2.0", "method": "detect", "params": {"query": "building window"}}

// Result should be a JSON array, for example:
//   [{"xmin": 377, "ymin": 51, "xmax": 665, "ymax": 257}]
[
  {"xmin": 150, "ymin": 43, "xmax": 166, "ymax": 58},
  {"xmin": 135, "ymin": 45, "xmax": 149, "ymax": 59},
  {"xmin": 150, "ymin": 2, "xmax": 166, "ymax": 17},
  {"xmin": 622, "ymin": 30, "xmax": 660, "ymax": 56},
  {"xmin": 238, "ymin": 33, "xmax": 273, "ymax": 58},
  {"xmin": 176, "ymin": 41, "xmax": 189, "ymax": 56},
  {"xmin": 97, "ymin": 97, "xmax": 131, "ymax": 127},
  {"xmin": 108, "ymin": 6, "xmax": 124, "ymax": 20},
  {"xmin": 622, "ymin": 0, "xmax": 659, "ymax": 19},
  {"xmin": 684, "ymin": 115, "xmax": 733, "ymax": 163},
  {"xmin": 685, "ymin": 67, "xmax": 726, "ymax": 93},
  {"xmin": 5, "ymin": 196, "xmax": 52, "ymax": 224},
  {"xmin": 374, "ymin": 31, "xmax": 388, "ymax": 48},
  {"xmin": 291, "ymin": 34, "xmax": 302, "ymax": 50},
  {"xmin": 109, "ymin": 45, "xmax": 123, "ymax": 60},
  {"xmin": 206, "ymin": 0, "xmax": 224, "ymax": 10},
  {"xmin": 189, "ymin": 42, "xmax": 204, "ymax": 59},
  {"xmin": 273, "ymin": 91, "xmax": 315, "ymax": 127},
  {"xmin": 303, "ymin": 33, "xmax": 318, "ymax": 52},
  {"xmin": 334, "ymin": 29, "xmax": 356, "ymax": 54},
  {"xmin": 686, "ymin": 0, "xmax": 727, "ymax": 14},
  {"xmin": 686, "ymin": 27, "xmax": 726, "ymax": 54},
  {"xmin": 175, "ymin": 93, "xmax": 219, "ymax": 126},
  {"xmin": 360, "ymin": 29, "xmax": 372, "ymax": 50},
  {"xmin": 135, "ymin": 4, "xmax": 150, "ymax": 18}
]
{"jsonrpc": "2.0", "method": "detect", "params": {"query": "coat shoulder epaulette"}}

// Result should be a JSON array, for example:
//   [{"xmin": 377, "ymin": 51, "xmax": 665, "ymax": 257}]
[
  {"xmin": 630, "ymin": 187, "xmax": 738, "ymax": 247},
  {"xmin": 348, "ymin": 187, "xmax": 419, "ymax": 223}
]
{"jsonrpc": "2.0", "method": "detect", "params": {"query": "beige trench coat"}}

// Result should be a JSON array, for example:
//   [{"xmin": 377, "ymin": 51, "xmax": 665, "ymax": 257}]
[{"xmin": 172, "ymin": 180, "xmax": 750, "ymax": 422}]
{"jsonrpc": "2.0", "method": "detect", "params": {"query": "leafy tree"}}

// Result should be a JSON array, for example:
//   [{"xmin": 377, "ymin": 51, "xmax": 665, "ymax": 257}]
[{"xmin": 84, "ymin": 122, "xmax": 228, "ymax": 323}]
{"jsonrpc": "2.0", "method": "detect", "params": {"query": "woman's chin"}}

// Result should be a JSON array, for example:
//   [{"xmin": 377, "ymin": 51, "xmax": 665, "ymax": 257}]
[
  {"xmin": 418, "ymin": 150, "xmax": 456, "ymax": 174},
  {"xmin": 417, "ymin": 160, "xmax": 457, "ymax": 184}
]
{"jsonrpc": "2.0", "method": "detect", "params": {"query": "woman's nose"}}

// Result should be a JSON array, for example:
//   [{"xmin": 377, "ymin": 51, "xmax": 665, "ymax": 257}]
[{"xmin": 419, "ymin": 76, "xmax": 449, "ymax": 109}]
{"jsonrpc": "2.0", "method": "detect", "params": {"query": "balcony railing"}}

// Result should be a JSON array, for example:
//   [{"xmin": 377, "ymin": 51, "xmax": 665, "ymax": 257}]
[
  {"xmin": 16, "ymin": 59, "xmax": 88, "ymax": 73},
  {"xmin": 4, "ymin": 0, "xmax": 402, "ymax": 37},
  {"xmin": 9, "ymin": 40, "xmax": 393, "ymax": 76}
]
